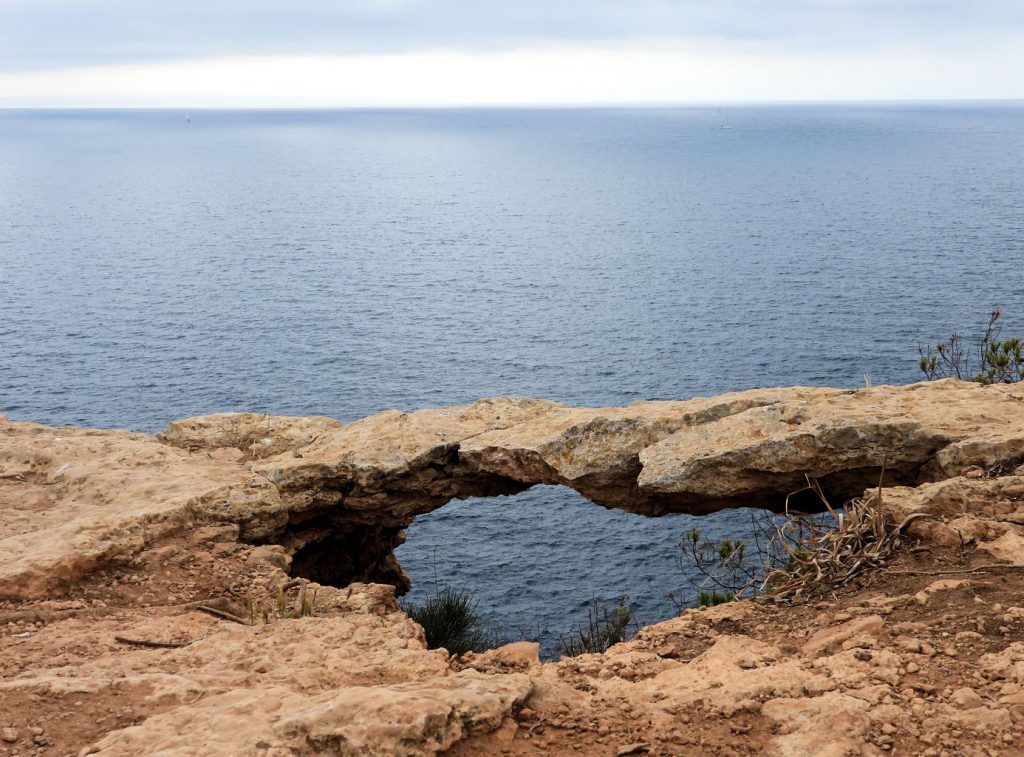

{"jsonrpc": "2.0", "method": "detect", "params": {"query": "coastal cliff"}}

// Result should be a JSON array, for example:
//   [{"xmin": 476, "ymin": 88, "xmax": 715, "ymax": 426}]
[{"xmin": 2, "ymin": 379, "xmax": 1024, "ymax": 755}]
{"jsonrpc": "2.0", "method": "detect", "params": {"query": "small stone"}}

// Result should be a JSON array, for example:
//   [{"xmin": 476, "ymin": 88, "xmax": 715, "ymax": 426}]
[
  {"xmin": 950, "ymin": 687, "xmax": 984, "ymax": 709},
  {"xmin": 1, "ymin": 728, "xmax": 18, "ymax": 743},
  {"xmin": 617, "ymin": 743, "xmax": 651, "ymax": 756},
  {"xmin": 906, "ymin": 662, "xmax": 921, "ymax": 674}
]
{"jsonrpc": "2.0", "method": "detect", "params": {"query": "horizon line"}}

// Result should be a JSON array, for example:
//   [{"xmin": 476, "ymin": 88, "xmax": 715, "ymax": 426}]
[{"xmin": 3, "ymin": 97, "xmax": 1024, "ymax": 111}]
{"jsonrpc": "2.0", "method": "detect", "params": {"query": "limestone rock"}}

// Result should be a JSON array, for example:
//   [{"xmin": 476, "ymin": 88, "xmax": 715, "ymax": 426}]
[
  {"xmin": 801, "ymin": 615, "xmax": 885, "ymax": 656},
  {"xmin": 949, "ymin": 687, "xmax": 984, "ymax": 709},
  {"xmin": 5, "ymin": 380, "xmax": 1024, "ymax": 755},
  {"xmin": 0, "ymin": 417, "xmax": 285, "ymax": 600},
  {"xmin": 8, "ymin": 379, "xmax": 1024, "ymax": 602},
  {"xmin": 466, "ymin": 641, "xmax": 542, "ymax": 671},
  {"xmin": 639, "ymin": 380, "xmax": 1024, "ymax": 505},
  {"xmin": 158, "ymin": 412, "xmax": 343, "ymax": 458},
  {"xmin": 457, "ymin": 389, "xmax": 825, "ymax": 510},
  {"xmin": 978, "ymin": 530, "xmax": 1024, "ymax": 566},
  {"xmin": 762, "ymin": 692, "xmax": 871, "ymax": 757}
]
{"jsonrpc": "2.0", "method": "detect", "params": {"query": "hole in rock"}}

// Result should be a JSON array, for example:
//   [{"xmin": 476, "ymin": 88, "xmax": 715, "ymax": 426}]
[
  {"xmin": 393, "ymin": 484, "xmax": 788, "ymax": 658},
  {"xmin": 288, "ymin": 522, "xmax": 410, "ymax": 591}
]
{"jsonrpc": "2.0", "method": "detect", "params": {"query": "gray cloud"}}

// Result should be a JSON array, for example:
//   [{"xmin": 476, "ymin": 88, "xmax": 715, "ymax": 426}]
[{"xmin": 3, "ymin": 1, "xmax": 1023, "ymax": 71}]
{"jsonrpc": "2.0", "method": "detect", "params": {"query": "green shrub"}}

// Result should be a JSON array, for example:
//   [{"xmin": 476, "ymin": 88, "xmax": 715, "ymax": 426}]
[
  {"xmin": 402, "ymin": 586, "xmax": 492, "ymax": 655},
  {"xmin": 698, "ymin": 591, "xmax": 735, "ymax": 607},
  {"xmin": 919, "ymin": 308, "xmax": 1023, "ymax": 384},
  {"xmin": 557, "ymin": 596, "xmax": 636, "ymax": 657}
]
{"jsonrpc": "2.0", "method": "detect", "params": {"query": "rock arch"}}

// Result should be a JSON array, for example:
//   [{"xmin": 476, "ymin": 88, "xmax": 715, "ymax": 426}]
[
  {"xmin": 4, "ymin": 379, "xmax": 1022, "ymax": 599},
  {"xmin": 155, "ymin": 379, "xmax": 1024, "ymax": 590}
]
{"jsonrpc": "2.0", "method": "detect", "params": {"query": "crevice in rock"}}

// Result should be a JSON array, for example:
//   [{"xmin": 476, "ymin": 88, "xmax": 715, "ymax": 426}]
[{"xmin": 289, "ymin": 522, "xmax": 411, "ymax": 592}]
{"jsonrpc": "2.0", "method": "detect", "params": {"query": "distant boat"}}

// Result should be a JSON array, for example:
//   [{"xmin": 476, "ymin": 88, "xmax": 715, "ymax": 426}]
[
  {"xmin": 720, "ymin": 123, "xmax": 734, "ymax": 129},
  {"xmin": 185, "ymin": 112, "xmax": 191, "ymax": 123}
]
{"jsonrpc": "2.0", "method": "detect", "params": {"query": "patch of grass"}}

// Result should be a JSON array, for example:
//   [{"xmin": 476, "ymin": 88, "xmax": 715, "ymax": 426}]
[
  {"xmin": 402, "ymin": 586, "xmax": 493, "ymax": 655},
  {"xmin": 557, "ymin": 596, "xmax": 636, "ymax": 657},
  {"xmin": 698, "ymin": 591, "xmax": 735, "ymax": 607},
  {"xmin": 244, "ymin": 579, "xmax": 319, "ymax": 624}
]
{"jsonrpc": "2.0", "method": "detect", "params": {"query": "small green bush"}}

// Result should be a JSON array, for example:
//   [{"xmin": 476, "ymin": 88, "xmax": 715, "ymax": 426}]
[
  {"xmin": 919, "ymin": 308, "xmax": 1023, "ymax": 384},
  {"xmin": 557, "ymin": 597, "xmax": 635, "ymax": 657},
  {"xmin": 698, "ymin": 591, "xmax": 735, "ymax": 607},
  {"xmin": 402, "ymin": 586, "xmax": 492, "ymax": 655}
]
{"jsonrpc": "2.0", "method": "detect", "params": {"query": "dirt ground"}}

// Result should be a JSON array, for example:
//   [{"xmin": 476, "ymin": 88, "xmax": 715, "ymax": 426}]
[{"xmin": 3, "ymin": 525, "xmax": 1023, "ymax": 756}]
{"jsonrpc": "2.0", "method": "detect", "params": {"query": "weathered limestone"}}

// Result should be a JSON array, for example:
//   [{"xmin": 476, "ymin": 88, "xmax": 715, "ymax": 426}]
[
  {"xmin": 0, "ymin": 418, "xmax": 287, "ymax": 599},
  {"xmin": 639, "ymin": 380, "xmax": 1024, "ymax": 505},
  {"xmin": 4, "ymin": 379, "xmax": 1024, "ymax": 596},
  {"xmin": 159, "ymin": 411, "xmax": 343, "ymax": 460},
  {"xmin": 4, "ymin": 381, "xmax": 1024, "ymax": 755}
]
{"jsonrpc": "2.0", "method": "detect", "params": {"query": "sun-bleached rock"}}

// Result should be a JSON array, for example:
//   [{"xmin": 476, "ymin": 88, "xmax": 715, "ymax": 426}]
[
  {"xmin": 0, "ymin": 418, "xmax": 285, "ymax": 600},
  {"xmin": 978, "ymin": 530, "xmax": 1024, "ymax": 566},
  {"xmin": 801, "ymin": 615, "xmax": 885, "ymax": 656},
  {"xmin": 159, "ymin": 411, "xmax": 343, "ymax": 458},
  {"xmin": 5, "ymin": 380, "xmax": 1024, "ymax": 755},
  {"xmin": 638, "ymin": 380, "xmax": 1024, "ymax": 505},
  {"xmin": 6, "ymin": 379, "xmax": 1024, "ymax": 598},
  {"xmin": 762, "ymin": 691, "xmax": 872, "ymax": 757},
  {"xmin": 456, "ymin": 389, "xmax": 826, "ymax": 510},
  {"xmin": 879, "ymin": 474, "xmax": 1024, "ymax": 522}
]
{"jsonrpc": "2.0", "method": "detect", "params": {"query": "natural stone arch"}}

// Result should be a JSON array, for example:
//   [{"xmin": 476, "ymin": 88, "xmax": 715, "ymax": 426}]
[
  {"xmin": 4, "ymin": 379, "xmax": 1024, "ymax": 600},
  {"xmin": 156, "ymin": 379, "xmax": 1024, "ymax": 590}
]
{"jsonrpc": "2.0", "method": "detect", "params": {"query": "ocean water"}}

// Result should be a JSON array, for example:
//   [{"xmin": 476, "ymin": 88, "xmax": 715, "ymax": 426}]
[{"xmin": 3, "ymin": 105, "xmax": 1024, "ymax": 653}]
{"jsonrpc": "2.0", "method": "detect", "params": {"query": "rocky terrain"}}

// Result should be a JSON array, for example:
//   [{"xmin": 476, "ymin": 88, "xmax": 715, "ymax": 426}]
[{"xmin": 2, "ymin": 379, "xmax": 1024, "ymax": 755}]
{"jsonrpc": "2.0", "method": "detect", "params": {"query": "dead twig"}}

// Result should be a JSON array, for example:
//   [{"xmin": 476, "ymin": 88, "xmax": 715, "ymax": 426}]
[
  {"xmin": 194, "ymin": 604, "xmax": 249, "ymax": 625},
  {"xmin": 884, "ymin": 564, "xmax": 1024, "ymax": 576},
  {"xmin": 762, "ymin": 463, "xmax": 915, "ymax": 602},
  {"xmin": 115, "ymin": 636, "xmax": 190, "ymax": 649}
]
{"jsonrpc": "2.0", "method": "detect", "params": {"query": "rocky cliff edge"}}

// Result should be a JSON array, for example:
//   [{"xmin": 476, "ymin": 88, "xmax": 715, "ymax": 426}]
[{"xmin": 2, "ymin": 379, "xmax": 1024, "ymax": 755}]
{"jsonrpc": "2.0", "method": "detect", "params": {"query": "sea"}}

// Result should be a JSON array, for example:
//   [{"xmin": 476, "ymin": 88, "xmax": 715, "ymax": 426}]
[{"xmin": 2, "ymin": 104, "xmax": 1023, "ymax": 654}]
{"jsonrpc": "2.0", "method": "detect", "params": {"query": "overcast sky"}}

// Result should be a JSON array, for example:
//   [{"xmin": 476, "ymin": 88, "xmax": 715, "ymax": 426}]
[{"xmin": 1, "ymin": 1, "xmax": 1022, "ymax": 106}]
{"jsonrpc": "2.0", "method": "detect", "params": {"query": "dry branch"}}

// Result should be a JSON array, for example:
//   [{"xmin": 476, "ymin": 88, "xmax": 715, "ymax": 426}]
[{"xmin": 115, "ymin": 636, "xmax": 190, "ymax": 649}]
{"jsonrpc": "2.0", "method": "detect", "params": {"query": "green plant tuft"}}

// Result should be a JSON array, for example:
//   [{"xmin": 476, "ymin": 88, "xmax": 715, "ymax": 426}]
[
  {"xmin": 556, "ymin": 597, "xmax": 636, "ymax": 657},
  {"xmin": 698, "ymin": 591, "xmax": 735, "ymax": 607},
  {"xmin": 402, "ymin": 586, "xmax": 492, "ymax": 656},
  {"xmin": 918, "ymin": 308, "xmax": 1023, "ymax": 384}
]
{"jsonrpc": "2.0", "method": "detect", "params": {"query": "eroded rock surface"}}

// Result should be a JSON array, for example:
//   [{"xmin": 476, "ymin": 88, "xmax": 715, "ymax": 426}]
[
  {"xmin": 638, "ymin": 379, "xmax": 1024, "ymax": 504},
  {"xmin": 4, "ymin": 379, "xmax": 1024, "ymax": 597},
  {"xmin": 3, "ymin": 380, "xmax": 1024, "ymax": 755},
  {"xmin": 0, "ymin": 418, "xmax": 286, "ymax": 599},
  {"xmin": 5, "ymin": 521, "xmax": 1024, "ymax": 756}
]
